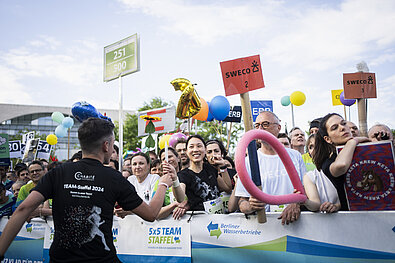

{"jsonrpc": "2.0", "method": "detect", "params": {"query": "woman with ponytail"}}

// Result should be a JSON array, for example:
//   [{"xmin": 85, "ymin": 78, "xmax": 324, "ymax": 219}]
[{"xmin": 313, "ymin": 113, "xmax": 369, "ymax": 210}]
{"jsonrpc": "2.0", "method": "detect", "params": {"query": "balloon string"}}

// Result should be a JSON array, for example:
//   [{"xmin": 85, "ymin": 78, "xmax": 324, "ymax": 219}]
[{"xmin": 212, "ymin": 120, "xmax": 221, "ymax": 138}]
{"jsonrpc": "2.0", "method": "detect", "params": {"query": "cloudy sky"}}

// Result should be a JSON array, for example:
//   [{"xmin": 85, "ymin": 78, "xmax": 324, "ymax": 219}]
[{"xmin": 1, "ymin": 0, "xmax": 394, "ymax": 135}]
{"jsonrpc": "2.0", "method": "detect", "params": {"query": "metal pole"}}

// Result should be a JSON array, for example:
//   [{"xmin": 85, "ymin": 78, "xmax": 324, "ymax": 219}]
[
  {"xmin": 357, "ymin": 98, "xmax": 368, "ymax": 137},
  {"xmin": 343, "ymin": 105, "xmax": 347, "ymax": 121},
  {"xmin": 118, "ymin": 75, "xmax": 123, "ymax": 172},
  {"xmin": 226, "ymin": 122, "xmax": 232, "ymax": 152},
  {"xmin": 67, "ymin": 128, "xmax": 70, "ymax": 160},
  {"xmin": 291, "ymin": 103, "xmax": 295, "ymax": 128}
]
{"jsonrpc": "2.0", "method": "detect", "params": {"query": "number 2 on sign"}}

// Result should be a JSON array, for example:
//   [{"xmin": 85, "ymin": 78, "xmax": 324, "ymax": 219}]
[{"xmin": 245, "ymin": 81, "xmax": 248, "ymax": 88}]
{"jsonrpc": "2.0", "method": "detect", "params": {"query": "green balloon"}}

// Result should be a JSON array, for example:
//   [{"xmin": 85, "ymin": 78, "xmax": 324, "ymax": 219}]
[
  {"xmin": 281, "ymin": 96, "xmax": 291, "ymax": 106},
  {"xmin": 51, "ymin": 111, "xmax": 65, "ymax": 124}
]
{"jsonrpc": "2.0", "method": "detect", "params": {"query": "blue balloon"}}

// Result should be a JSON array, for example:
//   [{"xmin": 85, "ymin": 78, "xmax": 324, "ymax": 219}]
[
  {"xmin": 71, "ymin": 101, "xmax": 112, "ymax": 123},
  {"xmin": 209, "ymin": 95, "xmax": 230, "ymax": 121},
  {"xmin": 281, "ymin": 96, "xmax": 291, "ymax": 106},
  {"xmin": 55, "ymin": 125, "xmax": 68, "ymax": 138},
  {"xmin": 62, "ymin": 117, "xmax": 74, "ymax": 129},
  {"xmin": 206, "ymin": 102, "xmax": 214, "ymax": 122}
]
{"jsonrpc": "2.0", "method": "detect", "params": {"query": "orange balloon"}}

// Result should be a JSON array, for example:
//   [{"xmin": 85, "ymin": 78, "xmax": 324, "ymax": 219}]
[{"xmin": 193, "ymin": 98, "xmax": 209, "ymax": 121}]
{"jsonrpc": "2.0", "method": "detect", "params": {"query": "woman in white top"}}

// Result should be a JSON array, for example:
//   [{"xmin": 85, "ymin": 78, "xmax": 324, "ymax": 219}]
[
  {"xmin": 303, "ymin": 134, "xmax": 341, "ymax": 213},
  {"xmin": 114, "ymin": 152, "xmax": 160, "ymax": 218},
  {"xmin": 128, "ymin": 152, "xmax": 160, "ymax": 203}
]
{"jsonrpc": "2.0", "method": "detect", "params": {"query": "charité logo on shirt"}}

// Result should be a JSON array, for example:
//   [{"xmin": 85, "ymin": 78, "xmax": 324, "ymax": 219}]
[{"xmin": 74, "ymin": 171, "xmax": 95, "ymax": 181}]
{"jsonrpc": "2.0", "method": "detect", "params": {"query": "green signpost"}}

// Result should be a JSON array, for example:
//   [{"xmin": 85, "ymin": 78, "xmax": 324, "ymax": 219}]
[
  {"xmin": 104, "ymin": 34, "xmax": 139, "ymax": 82},
  {"xmin": 104, "ymin": 34, "xmax": 140, "ymax": 172}
]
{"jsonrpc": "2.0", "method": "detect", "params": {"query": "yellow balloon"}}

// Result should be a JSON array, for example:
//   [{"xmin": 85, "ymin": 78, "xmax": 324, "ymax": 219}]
[
  {"xmin": 46, "ymin": 134, "xmax": 58, "ymax": 145},
  {"xmin": 290, "ymin": 91, "xmax": 306, "ymax": 106},
  {"xmin": 171, "ymin": 78, "xmax": 201, "ymax": 119},
  {"xmin": 159, "ymin": 134, "xmax": 172, "ymax": 149}
]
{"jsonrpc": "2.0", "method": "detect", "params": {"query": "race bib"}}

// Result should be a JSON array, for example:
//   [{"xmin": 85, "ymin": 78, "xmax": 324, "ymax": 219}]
[
  {"xmin": 220, "ymin": 192, "xmax": 231, "ymax": 213},
  {"xmin": 203, "ymin": 197, "xmax": 224, "ymax": 214},
  {"xmin": 269, "ymin": 204, "xmax": 286, "ymax": 212}
]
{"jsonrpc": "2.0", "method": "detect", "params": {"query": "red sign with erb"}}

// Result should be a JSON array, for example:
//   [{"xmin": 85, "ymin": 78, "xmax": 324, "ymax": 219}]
[{"xmin": 220, "ymin": 55, "xmax": 265, "ymax": 96}]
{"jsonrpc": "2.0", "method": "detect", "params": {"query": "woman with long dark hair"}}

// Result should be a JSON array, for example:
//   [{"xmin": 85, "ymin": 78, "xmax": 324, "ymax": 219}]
[
  {"xmin": 313, "ymin": 113, "xmax": 369, "ymax": 210},
  {"xmin": 177, "ymin": 135, "xmax": 232, "ymax": 212}
]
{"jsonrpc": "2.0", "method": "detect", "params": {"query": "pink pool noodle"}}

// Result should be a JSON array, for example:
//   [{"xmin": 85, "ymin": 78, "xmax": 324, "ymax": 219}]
[{"xmin": 235, "ymin": 129, "xmax": 307, "ymax": 204}]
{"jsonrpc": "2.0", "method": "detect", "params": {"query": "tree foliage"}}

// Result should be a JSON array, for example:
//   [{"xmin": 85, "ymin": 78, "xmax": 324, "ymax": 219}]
[
  {"xmin": 138, "ymin": 97, "xmax": 172, "ymax": 111},
  {"xmin": 197, "ymin": 120, "xmax": 244, "ymax": 156}
]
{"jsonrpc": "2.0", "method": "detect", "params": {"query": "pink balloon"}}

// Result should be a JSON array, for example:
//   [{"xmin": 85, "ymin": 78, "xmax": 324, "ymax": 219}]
[
  {"xmin": 169, "ymin": 133, "xmax": 188, "ymax": 147},
  {"xmin": 235, "ymin": 129, "xmax": 307, "ymax": 205}
]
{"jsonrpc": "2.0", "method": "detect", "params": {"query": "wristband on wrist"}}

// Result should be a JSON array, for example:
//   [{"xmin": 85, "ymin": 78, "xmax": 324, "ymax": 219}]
[
  {"xmin": 172, "ymin": 178, "xmax": 180, "ymax": 188},
  {"xmin": 219, "ymin": 166, "xmax": 228, "ymax": 173},
  {"xmin": 159, "ymin": 182, "xmax": 169, "ymax": 189}
]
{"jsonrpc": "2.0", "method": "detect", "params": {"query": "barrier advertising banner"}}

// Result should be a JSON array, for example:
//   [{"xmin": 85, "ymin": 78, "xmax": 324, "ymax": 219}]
[
  {"xmin": 190, "ymin": 212, "xmax": 395, "ymax": 263},
  {"xmin": 0, "ymin": 218, "xmax": 45, "ymax": 263},
  {"xmin": 43, "ymin": 215, "xmax": 191, "ymax": 263},
  {"xmin": 4, "ymin": 212, "xmax": 395, "ymax": 263}
]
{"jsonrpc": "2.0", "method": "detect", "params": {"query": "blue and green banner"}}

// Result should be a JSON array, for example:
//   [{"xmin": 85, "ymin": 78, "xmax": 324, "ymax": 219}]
[
  {"xmin": 190, "ymin": 212, "xmax": 395, "ymax": 263},
  {"xmin": 3, "ymin": 211, "xmax": 395, "ymax": 262},
  {"xmin": 0, "ymin": 218, "xmax": 45, "ymax": 262}
]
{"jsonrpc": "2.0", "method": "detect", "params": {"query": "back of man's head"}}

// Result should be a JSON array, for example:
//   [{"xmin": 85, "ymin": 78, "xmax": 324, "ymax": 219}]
[{"xmin": 78, "ymin": 118, "xmax": 115, "ymax": 154}]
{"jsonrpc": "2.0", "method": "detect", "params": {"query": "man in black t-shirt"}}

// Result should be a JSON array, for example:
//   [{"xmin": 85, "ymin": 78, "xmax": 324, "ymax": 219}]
[{"xmin": 0, "ymin": 118, "xmax": 172, "ymax": 262}]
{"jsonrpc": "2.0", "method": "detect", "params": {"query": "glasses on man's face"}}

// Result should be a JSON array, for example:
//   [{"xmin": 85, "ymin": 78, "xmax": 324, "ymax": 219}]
[
  {"xmin": 254, "ymin": 121, "xmax": 279, "ymax": 129},
  {"xmin": 29, "ymin": 169, "xmax": 43, "ymax": 174}
]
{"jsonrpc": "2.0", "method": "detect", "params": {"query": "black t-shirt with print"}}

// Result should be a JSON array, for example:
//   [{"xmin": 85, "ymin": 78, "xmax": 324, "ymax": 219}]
[
  {"xmin": 322, "ymin": 154, "xmax": 349, "ymax": 211},
  {"xmin": 34, "ymin": 158, "xmax": 143, "ymax": 263},
  {"xmin": 178, "ymin": 162, "xmax": 220, "ymax": 211}
]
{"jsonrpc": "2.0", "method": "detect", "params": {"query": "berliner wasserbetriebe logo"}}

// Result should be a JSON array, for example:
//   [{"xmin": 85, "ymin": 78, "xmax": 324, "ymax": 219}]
[
  {"xmin": 207, "ymin": 221, "xmax": 222, "ymax": 239},
  {"xmin": 207, "ymin": 221, "xmax": 262, "ymax": 239}
]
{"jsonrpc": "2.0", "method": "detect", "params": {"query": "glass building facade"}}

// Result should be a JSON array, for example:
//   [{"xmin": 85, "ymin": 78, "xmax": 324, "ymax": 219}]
[{"xmin": 0, "ymin": 113, "xmax": 80, "ymax": 162}]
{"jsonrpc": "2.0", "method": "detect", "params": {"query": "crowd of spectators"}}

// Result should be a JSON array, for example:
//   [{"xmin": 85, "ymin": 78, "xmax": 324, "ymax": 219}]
[{"xmin": 0, "ymin": 113, "xmax": 393, "ymax": 225}]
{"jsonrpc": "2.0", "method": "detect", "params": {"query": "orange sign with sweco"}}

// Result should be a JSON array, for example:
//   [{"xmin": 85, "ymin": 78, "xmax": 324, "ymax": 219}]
[
  {"xmin": 220, "ymin": 55, "xmax": 265, "ymax": 96},
  {"xmin": 343, "ymin": 72, "xmax": 377, "ymax": 99}
]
